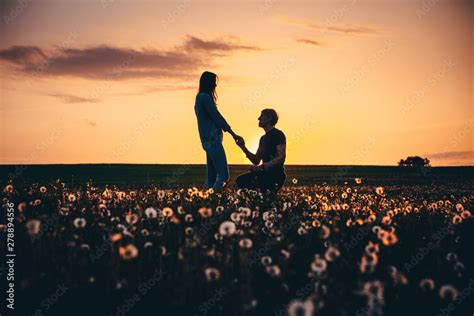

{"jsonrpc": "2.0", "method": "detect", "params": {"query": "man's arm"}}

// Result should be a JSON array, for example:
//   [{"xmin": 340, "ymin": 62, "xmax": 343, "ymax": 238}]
[
  {"xmin": 243, "ymin": 146, "xmax": 263, "ymax": 165},
  {"xmin": 236, "ymin": 138, "xmax": 262, "ymax": 165}
]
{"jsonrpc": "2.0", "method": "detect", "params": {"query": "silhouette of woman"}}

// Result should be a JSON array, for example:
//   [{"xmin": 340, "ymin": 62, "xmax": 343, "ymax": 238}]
[{"xmin": 194, "ymin": 71, "xmax": 242, "ymax": 191}]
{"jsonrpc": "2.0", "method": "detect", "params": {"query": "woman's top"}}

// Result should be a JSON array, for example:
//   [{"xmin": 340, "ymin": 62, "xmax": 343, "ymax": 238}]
[{"xmin": 194, "ymin": 92, "xmax": 231, "ymax": 148}]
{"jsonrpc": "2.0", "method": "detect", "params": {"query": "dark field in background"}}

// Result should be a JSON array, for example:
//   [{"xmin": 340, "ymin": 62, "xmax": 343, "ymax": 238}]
[
  {"xmin": 1, "ymin": 164, "xmax": 473, "ymax": 186},
  {"xmin": 1, "ymin": 165, "xmax": 473, "ymax": 316}
]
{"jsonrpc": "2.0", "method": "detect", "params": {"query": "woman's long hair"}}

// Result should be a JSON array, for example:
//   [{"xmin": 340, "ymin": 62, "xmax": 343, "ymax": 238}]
[{"xmin": 198, "ymin": 71, "xmax": 218, "ymax": 103}]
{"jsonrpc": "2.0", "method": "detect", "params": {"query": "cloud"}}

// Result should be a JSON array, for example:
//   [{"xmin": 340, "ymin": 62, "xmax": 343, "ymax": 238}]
[
  {"xmin": 84, "ymin": 119, "xmax": 97, "ymax": 127},
  {"xmin": 326, "ymin": 25, "xmax": 378, "ymax": 35},
  {"xmin": 296, "ymin": 38, "xmax": 323, "ymax": 46},
  {"xmin": 426, "ymin": 151, "xmax": 474, "ymax": 166},
  {"xmin": 0, "ymin": 46, "xmax": 47, "ymax": 64},
  {"xmin": 428, "ymin": 151, "xmax": 474, "ymax": 160},
  {"xmin": 48, "ymin": 93, "xmax": 100, "ymax": 103},
  {"xmin": 113, "ymin": 83, "xmax": 196, "ymax": 96},
  {"xmin": 0, "ymin": 36, "xmax": 259, "ymax": 81},
  {"xmin": 283, "ymin": 17, "xmax": 379, "ymax": 36},
  {"xmin": 184, "ymin": 36, "xmax": 260, "ymax": 52}
]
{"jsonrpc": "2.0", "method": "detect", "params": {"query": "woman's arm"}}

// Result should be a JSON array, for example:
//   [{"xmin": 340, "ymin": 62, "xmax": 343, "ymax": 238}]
[{"xmin": 201, "ymin": 94, "xmax": 231, "ymax": 132}]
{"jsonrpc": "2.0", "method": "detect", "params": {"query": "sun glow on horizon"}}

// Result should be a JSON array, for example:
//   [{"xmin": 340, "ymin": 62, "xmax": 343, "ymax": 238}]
[{"xmin": 0, "ymin": 0, "xmax": 472, "ymax": 166}]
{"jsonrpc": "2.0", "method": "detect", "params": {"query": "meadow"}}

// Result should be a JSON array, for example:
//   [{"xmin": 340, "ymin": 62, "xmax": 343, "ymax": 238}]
[{"xmin": 1, "ymin": 165, "xmax": 473, "ymax": 315}]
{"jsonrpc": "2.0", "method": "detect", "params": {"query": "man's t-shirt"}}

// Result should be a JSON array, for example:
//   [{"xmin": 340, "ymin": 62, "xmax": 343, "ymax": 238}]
[{"xmin": 258, "ymin": 127, "xmax": 286, "ymax": 173}]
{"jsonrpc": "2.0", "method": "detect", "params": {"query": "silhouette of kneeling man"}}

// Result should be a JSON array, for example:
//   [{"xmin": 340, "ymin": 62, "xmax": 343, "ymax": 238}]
[{"xmin": 234, "ymin": 109, "xmax": 286, "ymax": 192}]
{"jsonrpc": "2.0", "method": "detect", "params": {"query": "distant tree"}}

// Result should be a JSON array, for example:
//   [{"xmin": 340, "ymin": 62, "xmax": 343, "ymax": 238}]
[{"xmin": 398, "ymin": 156, "xmax": 431, "ymax": 167}]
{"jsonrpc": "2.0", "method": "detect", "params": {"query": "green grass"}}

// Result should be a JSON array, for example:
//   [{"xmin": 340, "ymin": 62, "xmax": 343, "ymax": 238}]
[{"xmin": 1, "ymin": 164, "xmax": 473, "ymax": 186}]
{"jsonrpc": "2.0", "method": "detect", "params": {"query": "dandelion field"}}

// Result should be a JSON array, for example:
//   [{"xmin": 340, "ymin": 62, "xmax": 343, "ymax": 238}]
[{"xmin": 1, "ymin": 166, "xmax": 473, "ymax": 316}]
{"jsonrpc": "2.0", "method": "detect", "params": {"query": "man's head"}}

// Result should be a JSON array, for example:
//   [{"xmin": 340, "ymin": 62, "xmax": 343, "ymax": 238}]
[{"xmin": 258, "ymin": 109, "xmax": 279, "ymax": 128}]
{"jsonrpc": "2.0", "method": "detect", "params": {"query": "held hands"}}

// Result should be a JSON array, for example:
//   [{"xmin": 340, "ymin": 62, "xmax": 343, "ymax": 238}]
[{"xmin": 233, "ymin": 135, "xmax": 245, "ymax": 149}]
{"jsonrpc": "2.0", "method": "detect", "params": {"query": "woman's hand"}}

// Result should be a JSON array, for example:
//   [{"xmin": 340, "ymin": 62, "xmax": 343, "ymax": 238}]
[{"xmin": 234, "ymin": 135, "xmax": 245, "ymax": 148}]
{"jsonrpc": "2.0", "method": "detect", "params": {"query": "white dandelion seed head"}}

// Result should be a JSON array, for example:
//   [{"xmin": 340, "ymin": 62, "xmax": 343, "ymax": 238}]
[
  {"xmin": 324, "ymin": 246, "xmax": 341, "ymax": 262},
  {"xmin": 265, "ymin": 265, "xmax": 281, "ymax": 277},
  {"xmin": 419, "ymin": 278, "xmax": 435, "ymax": 291},
  {"xmin": 204, "ymin": 267, "xmax": 221, "ymax": 282},
  {"xmin": 311, "ymin": 255, "xmax": 327, "ymax": 274},
  {"xmin": 119, "ymin": 244, "xmax": 138, "ymax": 261},
  {"xmin": 375, "ymin": 187, "xmax": 384, "ymax": 195},
  {"xmin": 144, "ymin": 207, "xmax": 158, "ymax": 218},
  {"xmin": 261, "ymin": 256, "xmax": 272, "ymax": 266},
  {"xmin": 439, "ymin": 284, "xmax": 458, "ymax": 301},
  {"xmin": 219, "ymin": 221, "xmax": 236, "ymax": 237},
  {"xmin": 73, "ymin": 217, "xmax": 87, "ymax": 229},
  {"xmin": 239, "ymin": 238, "xmax": 253, "ymax": 249},
  {"xmin": 26, "ymin": 219, "xmax": 41, "ymax": 236},
  {"xmin": 287, "ymin": 299, "xmax": 314, "ymax": 316}
]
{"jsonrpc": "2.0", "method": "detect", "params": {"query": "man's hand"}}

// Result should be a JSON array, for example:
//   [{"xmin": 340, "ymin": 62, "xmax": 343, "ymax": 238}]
[
  {"xmin": 250, "ymin": 165, "xmax": 262, "ymax": 172},
  {"xmin": 234, "ymin": 135, "xmax": 245, "ymax": 148}
]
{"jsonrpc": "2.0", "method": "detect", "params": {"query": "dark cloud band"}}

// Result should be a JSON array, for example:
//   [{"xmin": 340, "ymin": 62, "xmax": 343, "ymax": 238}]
[{"xmin": 0, "ymin": 36, "xmax": 259, "ymax": 80}]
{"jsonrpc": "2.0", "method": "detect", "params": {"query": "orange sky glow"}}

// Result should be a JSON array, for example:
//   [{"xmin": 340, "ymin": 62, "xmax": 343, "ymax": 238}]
[{"xmin": 0, "ymin": 0, "xmax": 472, "ymax": 166}]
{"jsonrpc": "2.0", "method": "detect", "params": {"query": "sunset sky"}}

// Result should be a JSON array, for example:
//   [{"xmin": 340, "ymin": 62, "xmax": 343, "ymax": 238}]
[{"xmin": 0, "ymin": 0, "xmax": 472, "ymax": 166}]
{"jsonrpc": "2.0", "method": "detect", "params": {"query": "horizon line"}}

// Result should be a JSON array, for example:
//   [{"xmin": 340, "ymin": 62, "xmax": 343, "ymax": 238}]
[{"xmin": 0, "ymin": 163, "xmax": 473, "ymax": 168}]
